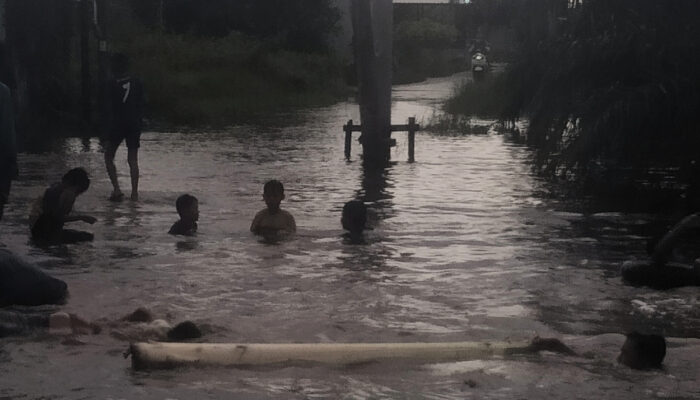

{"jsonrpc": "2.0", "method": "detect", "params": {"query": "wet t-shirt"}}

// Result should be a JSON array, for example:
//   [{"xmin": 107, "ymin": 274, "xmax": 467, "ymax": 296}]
[{"xmin": 111, "ymin": 76, "xmax": 143, "ymax": 132}]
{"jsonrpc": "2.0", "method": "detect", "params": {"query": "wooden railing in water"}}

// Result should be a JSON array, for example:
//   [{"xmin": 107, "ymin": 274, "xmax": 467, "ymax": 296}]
[{"xmin": 344, "ymin": 117, "xmax": 420, "ymax": 163}]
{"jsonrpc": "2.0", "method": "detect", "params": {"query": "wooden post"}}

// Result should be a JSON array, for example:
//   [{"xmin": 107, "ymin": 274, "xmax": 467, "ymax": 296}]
[
  {"xmin": 344, "ymin": 119, "xmax": 353, "ymax": 159},
  {"xmin": 408, "ymin": 117, "xmax": 416, "ymax": 163},
  {"xmin": 351, "ymin": 0, "xmax": 393, "ymax": 167}
]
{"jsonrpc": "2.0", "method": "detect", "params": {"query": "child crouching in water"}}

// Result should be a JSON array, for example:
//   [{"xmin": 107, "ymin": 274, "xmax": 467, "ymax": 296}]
[
  {"xmin": 29, "ymin": 168, "xmax": 96, "ymax": 244},
  {"xmin": 250, "ymin": 180, "xmax": 296, "ymax": 239},
  {"xmin": 168, "ymin": 194, "xmax": 198, "ymax": 236}
]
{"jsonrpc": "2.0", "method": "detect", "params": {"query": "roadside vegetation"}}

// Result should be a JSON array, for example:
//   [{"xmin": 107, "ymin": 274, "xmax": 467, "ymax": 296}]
[
  {"xmin": 116, "ymin": 31, "xmax": 348, "ymax": 127},
  {"xmin": 445, "ymin": 0, "xmax": 700, "ymax": 208},
  {"xmin": 115, "ymin": 0, "xmax": 349, "ymax": 127},
  {"xmin": 393, "ymin": 19, "xmax": 461, "ymax": 84},
  {"xmin": 2, "ymin": 0, "xmax": 349, "ymax": 133}
]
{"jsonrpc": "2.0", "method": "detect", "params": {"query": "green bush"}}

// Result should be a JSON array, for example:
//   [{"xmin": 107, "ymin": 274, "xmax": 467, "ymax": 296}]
[{"xmin": 444, "ymin": 73, "xmax": 513, "ymax": 119}]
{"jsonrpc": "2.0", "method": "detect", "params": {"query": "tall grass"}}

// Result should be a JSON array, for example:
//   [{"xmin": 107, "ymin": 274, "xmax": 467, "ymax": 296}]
[
  {"xmin": 443, "ymin": 73, "xmax": 515, "ymax": 120},
  {"xmin": 447, "ymin": 0, "xmax": 700, "ymax": 189},
  {"xmin": 114, "ymin": 31, "xmax": 349, "ymax": 127}
]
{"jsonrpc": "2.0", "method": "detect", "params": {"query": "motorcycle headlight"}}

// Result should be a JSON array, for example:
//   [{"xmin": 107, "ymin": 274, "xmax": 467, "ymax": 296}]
[{"xmin": 475, "ymin": 55, "xmax": 483, "ymax": 60}]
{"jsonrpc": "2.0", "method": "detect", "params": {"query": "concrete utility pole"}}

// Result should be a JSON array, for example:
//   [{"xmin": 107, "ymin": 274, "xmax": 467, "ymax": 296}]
[{"xmin": 351, "ymin": 0, "xmax": 393, "ymax": 167}]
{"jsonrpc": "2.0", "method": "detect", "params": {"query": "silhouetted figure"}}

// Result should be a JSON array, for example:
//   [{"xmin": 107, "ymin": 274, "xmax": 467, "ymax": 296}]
[
  {"xmin": 250, "ymin": 180, "xmax": 296, "ymax": 239},
  {"xmin": 649, "ymin": 212, "xmax": 700, "ymax": 267},
  {"xmin": 0, "ymin": 81, "xmax": 17, "ymax": 222},
  {"xmin": 617, "ymin": 332, "xmax": 666, "ymax": 370},
  {"xmin": 109, "ymin": 307, "xmax": 204, "ymax": 342},
  {"xmin": 167, "ymin": 320, "xmax": 202, "ymax": 341},
  {"xmin": 122, "ymin": 307, "xmax": 153, "ymax": 323},
  {"xmin": 168, "ymin": 194, "xmax": 199, "ymax": 236},
  {"xmin": 0, "ymin": 249, "xmax": 68, "ymax": 306},
  {"xmin": 622, "ymin": 211, "xmax": 700, "ymax": 289},
  {"xmin": 342, "ymin": 200, "xmax": 367, "ymax": 244},
  {"xmin": 29, "ymin": 168, "xmax": 96, "ymax": 245},
  {"xmin": 105, "ymin": 53, "xmax": 144, "ymax": 202},
  {"xmin": 467, "ymin": 38, "xmax": 491, "ymax": 55}
]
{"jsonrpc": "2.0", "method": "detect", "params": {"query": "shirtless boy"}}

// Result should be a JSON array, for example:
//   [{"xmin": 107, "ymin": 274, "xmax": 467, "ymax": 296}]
[
  {"xmin": 168, "ymin": 194, "xmax": 199, "ymax": 236},
  {"xmin": 30, "ymin": 168, "xmax": 96, "ymax": 244},
  {"xmin": 250, "ymin": 180, "xmax": 296, "ymax": 238}
]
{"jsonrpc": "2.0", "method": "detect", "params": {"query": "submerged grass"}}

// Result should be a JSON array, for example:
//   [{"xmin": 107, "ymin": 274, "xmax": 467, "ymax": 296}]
[{"xmin": 114, "ymin": 31, "xmax": 349, "ymax": 128}]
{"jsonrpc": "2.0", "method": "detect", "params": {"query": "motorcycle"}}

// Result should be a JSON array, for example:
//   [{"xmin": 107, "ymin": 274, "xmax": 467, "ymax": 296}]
[{"xmin": 471, "ymin": 52, "xmax": 489, "ymax": 80}]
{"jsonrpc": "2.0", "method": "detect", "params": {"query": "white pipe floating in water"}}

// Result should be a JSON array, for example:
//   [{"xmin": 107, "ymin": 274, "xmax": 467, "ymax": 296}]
[{"xmin": 130, "ymin": 340, "xmax": 537, "ymax": 370}]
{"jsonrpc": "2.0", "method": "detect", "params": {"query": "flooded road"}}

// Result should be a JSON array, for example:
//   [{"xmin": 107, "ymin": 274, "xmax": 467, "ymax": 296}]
[{"xmin": 1, "ymin": 73, "xmax": 699, "ymax": 399}]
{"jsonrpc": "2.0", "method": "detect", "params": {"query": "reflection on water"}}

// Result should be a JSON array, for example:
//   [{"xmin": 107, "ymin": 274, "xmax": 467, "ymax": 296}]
[{"xmin": 1, "ymin": 73, "xmax": 699, "ymax": 399}]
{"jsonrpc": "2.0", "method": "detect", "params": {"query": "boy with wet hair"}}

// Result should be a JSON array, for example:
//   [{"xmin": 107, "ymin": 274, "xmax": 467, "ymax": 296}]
[
  {"xmin": 105, "ymin": 53, "xmax": 144, "ymax": 202},
  {"xmin": 168, "ymin": 194, "xmax": 199, "ymax": 236},
  {"xmin": 250, "ymin": 180, "xmax": 296, "ymax": 238},
  {"xmin": 30, "ymin": 168, "xmax": 96, "ymax": 244},
  {"xmin": 341, "ymin": 200, "xmax": 367, "ymax": 244},
  {"xmin": 617, "ymin": 332, "xmax": 666, "ymax": 370}
]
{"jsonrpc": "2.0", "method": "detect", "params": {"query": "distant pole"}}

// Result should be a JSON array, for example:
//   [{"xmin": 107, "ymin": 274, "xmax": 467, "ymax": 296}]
[
  {"xmin": 80, "ymin": 0, "xmax": 92, "ymax": 128},
  {"xmin": 351, "ymin": 0, "xmax": 393, "ymax": 167}
]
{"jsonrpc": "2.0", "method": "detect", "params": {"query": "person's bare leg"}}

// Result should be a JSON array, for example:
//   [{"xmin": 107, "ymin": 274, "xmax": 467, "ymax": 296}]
[
  {"xmin": 127, "ymin": 147, "xmax": 139, "ymax": 201},
  {"xmin": 105, "ymin": 142, "xmax": 123, "ymax": 201}
]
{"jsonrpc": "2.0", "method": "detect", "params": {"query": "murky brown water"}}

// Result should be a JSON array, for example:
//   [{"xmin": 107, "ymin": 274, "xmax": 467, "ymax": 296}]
[{"xmin": 1, "ymin": 73, "xmax": 699, "ymax": 399}]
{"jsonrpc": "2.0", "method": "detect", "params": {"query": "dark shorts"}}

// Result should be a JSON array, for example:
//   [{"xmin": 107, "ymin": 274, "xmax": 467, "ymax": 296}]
[
  {"xmin": 109, "ymin": 129, "xmax": 141, "ymax": 149},
  {"xmin": 31, "ymin": 215, "xmax": 94, "ymax": 245},
  {"xmin": 31, "ymin": 228, "xmax": 94, "ymax": 245}
]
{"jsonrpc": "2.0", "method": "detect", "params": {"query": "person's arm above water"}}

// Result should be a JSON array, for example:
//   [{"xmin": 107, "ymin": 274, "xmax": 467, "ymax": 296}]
[
  {"xmin": 168, "ymin": 221, "xmax": 180, "ymax": 235},
  {"xmin": 651, "ymin": 213, "xmax": 700, "ymax": 265},
  {"xmin": 250, "ymin": 210, "xmax": 265, "ymax": 234},
  {"xmin": 285, "ymin": 212, "xmax": 297, "ymax": 233},
  {"xmin": 57, "ymin": 190, "xmax": 96, "ymax": 224},
  {"xmin": 62, "ymin": 214, "xmax": 97, "ymax": 224}
]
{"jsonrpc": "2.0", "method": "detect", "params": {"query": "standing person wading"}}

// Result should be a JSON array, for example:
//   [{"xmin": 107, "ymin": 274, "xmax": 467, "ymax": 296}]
[{"xmin": 105, "ymin": 53, "xmax": 144, "ymax": 202}]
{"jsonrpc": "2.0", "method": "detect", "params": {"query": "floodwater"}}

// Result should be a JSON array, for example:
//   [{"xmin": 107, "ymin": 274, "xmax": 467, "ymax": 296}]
[{"xmin": 1, "ymin": 72, "xmax": 699, "ymax": 399}]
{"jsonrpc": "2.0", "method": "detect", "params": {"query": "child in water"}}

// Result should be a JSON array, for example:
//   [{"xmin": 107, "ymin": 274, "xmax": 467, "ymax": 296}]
[
  {"xmin": 341, "ymin": 200, "xmax": 367, "ymax": 244},
  {"xmin": 29, "ymin": 168, "xmax": 96, "ymax": 244},
  {"xmin": 168, "ymin": 194, "xmax": 199, "ymax": 236},
  {"xmin": 250, "ymin": 180, "xmax": 296, "ymax": 238}
]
